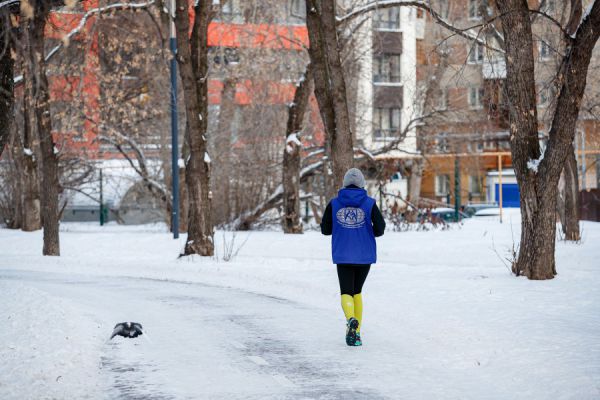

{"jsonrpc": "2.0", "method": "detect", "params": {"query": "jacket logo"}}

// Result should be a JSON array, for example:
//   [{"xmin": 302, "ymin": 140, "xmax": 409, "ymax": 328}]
[{"xmin": 336, "ymin": 207, "xmax": 366, "ymax": 228}]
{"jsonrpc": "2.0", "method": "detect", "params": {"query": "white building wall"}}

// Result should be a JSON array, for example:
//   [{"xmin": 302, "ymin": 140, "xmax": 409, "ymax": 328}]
[
  {"xmin": 398, "ymin": 7, "xmax": 418, "ymax": 155},
  {"xmin": 351, "ymin": 6, "xmax": 418, "ymax": 157},
  {"xmin": 345, "ymin": 4, "xmax": 420, "ymax": 209},
  {"xmin": 353, "ymin": 12, "xmax": 374, "ymax": 150}
]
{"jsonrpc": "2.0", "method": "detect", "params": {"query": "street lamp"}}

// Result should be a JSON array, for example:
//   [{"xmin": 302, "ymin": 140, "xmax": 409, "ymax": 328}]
[{"xmin": 170, "ymin": 0, "xmax": 179, "ymax": 239}]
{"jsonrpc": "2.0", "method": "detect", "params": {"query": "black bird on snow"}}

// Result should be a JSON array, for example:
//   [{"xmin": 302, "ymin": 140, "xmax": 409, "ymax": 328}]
[{"xmin": 110, "ymin": 322, "xmax": 144, "ymax": 340}]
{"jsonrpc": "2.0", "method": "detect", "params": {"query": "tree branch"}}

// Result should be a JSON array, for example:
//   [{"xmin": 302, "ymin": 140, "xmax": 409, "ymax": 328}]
[
  {"xmin": 337, "ymin": 0, "xmax": 503, "ymax": 53},
  {"xmin": 97, "ymin": 126, "xmax": 170, "ymax": 206},
  {"xmin": 14, "ymin": 0, "xmax": 156, "ymax": 85}
]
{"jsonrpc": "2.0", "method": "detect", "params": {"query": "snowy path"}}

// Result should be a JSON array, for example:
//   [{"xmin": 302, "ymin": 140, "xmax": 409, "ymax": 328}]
[
  {"xmin": 1, "ymin": 215, "xmax": 600, "ymax": 399},
  {"xmin": 0, "ymin": 269, "xmax": 386, "ymax": 400}
]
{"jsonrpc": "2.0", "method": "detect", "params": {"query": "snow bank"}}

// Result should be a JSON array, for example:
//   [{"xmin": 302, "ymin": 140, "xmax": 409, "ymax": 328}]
[{"xmin": 0, "ymin": 282, "xmax": 104, "ymax": 399}]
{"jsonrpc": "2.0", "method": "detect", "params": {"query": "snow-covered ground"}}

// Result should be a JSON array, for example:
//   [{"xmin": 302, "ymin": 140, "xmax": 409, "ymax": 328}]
[{"xmin": 1, "ymin": 211, "xmax": 599, "ymax": 399}]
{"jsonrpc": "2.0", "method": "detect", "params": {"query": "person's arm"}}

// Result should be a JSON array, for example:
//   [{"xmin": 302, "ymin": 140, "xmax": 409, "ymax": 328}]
[
  {"xmin": 371, "ymin": 204, "xmax": 386, "ymax": 237},
  {"xmin": 320, "ymin": 202, "xmax": 333, "ymax": 235}
]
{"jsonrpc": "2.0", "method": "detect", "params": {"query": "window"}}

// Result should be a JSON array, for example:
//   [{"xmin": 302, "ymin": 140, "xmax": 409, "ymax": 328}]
[
  {"xmin": 435, "ymin": 175, "xmax": 450, "ymax": 196},
  {"xmin": 211, "ymin": 47, "xmax": 240, "ymax": 66},
  {"xmin": 434, "ymin": 133, "xmax": 449, "ymax": 153},
  {"xmin": 469, "ymin": 86, "xmax": 484, "ymax": 109},
  {"xmin": 437, "ymin": 88, "xmax": 448, "ymax": 110},
  {"xmin": 469, "ymin": 0, "xmax": 480, "ymax": 19},
  {"xmin": 50, "ymin": 100, "xmax": 84, "ymax": 135},
  {"xmin": 439, "ymin": 0, "xmax": 450, "ymax": 19},
  {"xmin": 231, "ymin": 107, "xmax": 242, "ymax": 142},
  {"xmin": 221, "ymin": 0, "xmax": 241, "ymax": 16},
  {"xmin": 468, "ymin": 0, "xmax": 489, "ymax": 19},
  {"xmin": 468, "ymin": 42, "xmax": 484, "ymax": 64},
  {"xmin": 539, "ymin": 88, "xmax": 549, "ymax": 107},
  {"xmin": 539, "ymin": 40, "xmax": 551, "ymax": 60},
  {"xmin": 289, "ymin": 0, "xmax": 306, "ymax": 18},
  {"xmin": 539, "ymin": 86, "xmax": 555, "ymax": 107},
  {"xmin": 373, "ymin": 53, "xmax": 401, "ymax": 83},
  {"xmin": 468, "ymin": 141, "xmax": 485, "ymax": 153},
  {"xmin": 484, "ymin": 140, "xmax": 496, "ymax": 150},
  {"xmin": 469, "ymin": 175, "xmax": 482, "ymax": 195},
  {"xmin": 374, "ymin": 7, "xmax": 401, "ymax": 30},
  {"xmin": 541, "ymin": 0, "xmax": 556, "ymax": 13},
  {"xmin": 373, "ymin": 108, "xmax": 401, "ymax": 139}
]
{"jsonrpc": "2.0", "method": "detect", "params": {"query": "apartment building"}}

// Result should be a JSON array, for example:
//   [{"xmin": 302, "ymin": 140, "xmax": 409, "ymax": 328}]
[
  {"xmin": 413, "ymin": 0, "xmax": 600, "ymax": 208},
  {"xmin": 44, "ymin": 1, "xmax": 599, "ymax": 219},
  {"xmin": 352, "ymin": 4, "xmax": 419, "ymax": 155},
  {"xmin": 45, "ymin": 0, "xmax": 316, "ymax": 221}
]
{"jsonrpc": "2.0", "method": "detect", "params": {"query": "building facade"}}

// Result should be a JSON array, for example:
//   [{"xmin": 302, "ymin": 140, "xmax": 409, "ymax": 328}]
[
  {"xmin": 45, "ymin": 0, "xmax": 317, "ymax": 222},
  {"xmin": 414, "ymin": 0, "xmax": 600, "ymax": 209},
  {"xmin": 35, "ymin": 0, "xmax": 600, "ymax": 222}
]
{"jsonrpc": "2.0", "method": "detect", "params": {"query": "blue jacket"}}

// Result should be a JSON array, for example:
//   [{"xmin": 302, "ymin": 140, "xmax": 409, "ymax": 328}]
[{"xmin": 330, "ymin": 188, "xmax": 377, "ymax": 264}]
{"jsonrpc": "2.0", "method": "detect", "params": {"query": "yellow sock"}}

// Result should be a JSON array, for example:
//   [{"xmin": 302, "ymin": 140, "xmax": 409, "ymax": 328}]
[
  {"xmin": 340, "ymin": 294, "xmax": 355, "ymax": 320},
  {"xmin": 353, "ymin": 293, "xmax": 363, "ymax": 333}
]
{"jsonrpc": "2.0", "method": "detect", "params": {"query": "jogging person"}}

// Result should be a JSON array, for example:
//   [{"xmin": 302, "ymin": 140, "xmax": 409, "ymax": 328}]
[{"xmin": 320, "ymin": 168, "xmax": 386, "ymax": 346}]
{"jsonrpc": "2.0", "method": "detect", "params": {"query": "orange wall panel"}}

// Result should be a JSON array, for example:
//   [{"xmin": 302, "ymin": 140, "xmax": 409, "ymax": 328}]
[{"xmin": 208, "ymin": 23, "xmax": 308, "ymax": 50}]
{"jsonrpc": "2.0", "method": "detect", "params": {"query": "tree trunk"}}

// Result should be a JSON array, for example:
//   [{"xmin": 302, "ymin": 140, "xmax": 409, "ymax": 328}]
[
  {"xmin": 178, "ymin": 164, "xmax": 188, "ymax": 233},
  {"xmin": 25, "ymin": 3, "xmax": 60, "ymax": 255},
  {"xmin": 310, "ymin": 200, "xmax": 322, "ymax": 225},
  {"xmin": 559, "ymin": 0, "xmax": 583, "ymax": 243},
  {"xmin": 282, "ymin": 64, "xmax": 313, "ymax": 234},
  {"xmin": 562, "ymin": 146, "xmax": 580, "ymax": 241},
  {"xmin": 0, "ymin": 19, "xmax": 20, "ymax": 228},
  {"xmin": 0, "ymin": 16, "xmax": 12, "ymax": 157},
  {"xmin": 21, "ymin": 152, "xmax": 41, "ymax": 231},
  {"xmin": 20, "ymin": 49, "xmax": 41, "ymax": 231},
  {"xmin": 175, "ymin": 0, "xmax": 214, "ymax": 256},
  {"xmin": 214, "ymin": 78, "xmax": 236, "ymax": 225},
  {"xmin": 7, "ymin": 127, "xmax": 23, "ymax": 229},
  {"xmin": 497, "ymin": 0, "xmax": 553, "ymax": 279},
  {"xmin": 496, "ymin": 0, "xmax": 600, "ymax": 279},
  {"xmin": 305, "ymin": 0, "xmax": 354, "ymax": 199}
]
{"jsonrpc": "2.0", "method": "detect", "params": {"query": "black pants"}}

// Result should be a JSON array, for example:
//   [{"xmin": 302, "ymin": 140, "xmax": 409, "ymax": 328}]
[{"xmin": 337, "ymin": 264, "xmax": 371, "ymax": 296}]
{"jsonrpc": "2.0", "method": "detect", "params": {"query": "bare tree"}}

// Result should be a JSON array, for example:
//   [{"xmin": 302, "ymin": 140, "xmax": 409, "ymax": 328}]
[
  {"xmin": 0, "ymin": 128, "xmax": 22, "ymax": 228},
  {"xmin": 559, "ymin": 2, "xmax": 584, "ymax": 242},
  {"xmin": 496, "ymin": 0, "xmax": 600, "ymax": 279},
  {"xmin": 174, "ymin": 0, "xmax": 214, "ymax": 256},
  {"xmin": 282, "ymin": 64, "xmax": 313, "ymax": 233},
  {"xmin": 21, "ymin": 0, "xmax": 61, "ymax": 255},
  {"xmin": 16, "ymin": 15, "xmax": 43, "ymax": 232},
  {"xmin": 305, "ymin": 0, "xmax": 354, "ymax": 198},
  {"xmin": 0, "ymin": 9, "xmax": 12, "ymax": 157},
  {"xmin": 91, "ymin": 8, "xmax": 175, "ymax": 226}
]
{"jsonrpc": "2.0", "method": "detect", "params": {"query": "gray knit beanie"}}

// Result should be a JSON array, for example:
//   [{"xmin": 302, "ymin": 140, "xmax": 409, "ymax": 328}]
[{"xmin": 343, "ymin": 168, "xmax": 366, "ymax": 188}]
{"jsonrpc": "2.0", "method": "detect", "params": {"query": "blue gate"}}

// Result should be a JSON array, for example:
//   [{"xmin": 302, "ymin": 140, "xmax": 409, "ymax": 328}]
[{"xmin": 495, "ymin": 183, "xmax": 520, "ymax": 207}]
